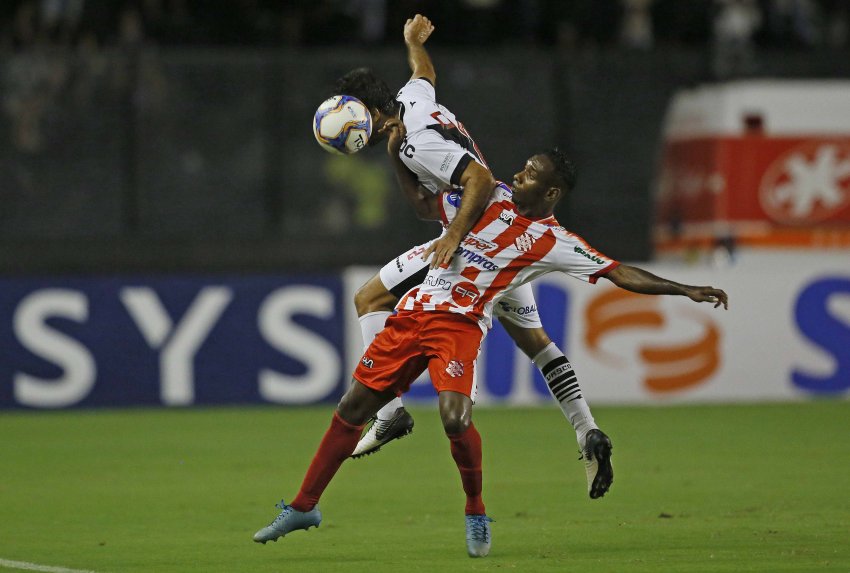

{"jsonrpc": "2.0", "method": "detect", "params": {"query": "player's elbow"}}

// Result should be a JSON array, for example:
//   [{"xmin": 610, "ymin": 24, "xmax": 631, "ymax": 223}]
[
  {"xmin": 603, "ymin": 265, "xmax": 629, "ymax": 288},
  {"xmin": 461, "ymin": 163, "xmax": 496, "ymax": 206}
]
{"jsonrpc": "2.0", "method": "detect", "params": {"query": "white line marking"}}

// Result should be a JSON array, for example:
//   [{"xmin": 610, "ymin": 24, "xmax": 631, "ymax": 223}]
[{"xmin": 0, "ymin": 558, "xmax": 98, "ymax": 573}]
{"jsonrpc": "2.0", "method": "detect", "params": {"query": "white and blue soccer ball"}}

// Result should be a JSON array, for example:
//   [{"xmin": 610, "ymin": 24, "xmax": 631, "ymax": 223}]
[{"xmin": 312, "ymin": 95, "xmax": 372, "ymax": 155}]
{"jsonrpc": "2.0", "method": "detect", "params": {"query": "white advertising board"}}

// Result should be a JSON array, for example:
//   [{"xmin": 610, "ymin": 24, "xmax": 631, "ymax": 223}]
[{"xmin": 344, "ymin": 252, "xmax": 850, "ymax": 405}]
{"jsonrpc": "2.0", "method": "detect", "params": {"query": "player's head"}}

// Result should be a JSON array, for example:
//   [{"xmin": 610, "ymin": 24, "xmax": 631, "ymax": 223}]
[
  {"xmin": 334, "ymin": 68, "xmax": 399, "ymax": 145},
  {"xmin": 511, "ymin": 148, "xmax": 577, "ymax": 217}
]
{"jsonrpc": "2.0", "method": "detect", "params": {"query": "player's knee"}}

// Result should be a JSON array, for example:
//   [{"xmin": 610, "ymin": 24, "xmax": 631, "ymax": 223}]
[
  {"xmin": 353, "ymin": 285, "xmax": 374, "ymax": 316},
  {"xmin": 511, "ymin": 327, "xmax": 552, "ymax": 358},
  {"xmin": 354, "ymin": 282, "xmax": 395, "ymax": 316},
  {"xmin": 527, "ymin": 330, "xmax": 552, "ymax": 357},
  {"xmin": 336, "ymin": 383, "xmax": 374, "ymax": 426},
  {"xmin": 441, "ymin": 410, "xmax": 471, "ymax": 435}
]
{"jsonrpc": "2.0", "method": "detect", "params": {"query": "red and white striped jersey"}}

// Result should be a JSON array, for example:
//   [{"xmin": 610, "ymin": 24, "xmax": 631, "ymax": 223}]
[
  {"xmin": 395, "ymin": 78, "xmax": 488, "ymax": 195},
  {"xmin": 396, "ymin": 183, "xmax": 619, "ymax": 330}
]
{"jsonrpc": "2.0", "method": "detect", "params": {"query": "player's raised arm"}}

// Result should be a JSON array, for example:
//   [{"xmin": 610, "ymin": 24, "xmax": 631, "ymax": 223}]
[
  {"xmin": 383, "ymin": 118, "xmax": 441, "ymax": 221},
  {"xmin": 604, "ymin": 264, "xmax": 729, "ymax": 309},
  {"xmin": 404, "ymin": 15, "xmax": 436, "ymax": 85}
]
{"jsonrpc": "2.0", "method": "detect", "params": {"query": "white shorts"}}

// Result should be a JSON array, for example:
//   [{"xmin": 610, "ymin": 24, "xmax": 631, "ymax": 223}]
[{"xmin": 378, "ymin": 239, "xmax": 544, "ymax": 330}]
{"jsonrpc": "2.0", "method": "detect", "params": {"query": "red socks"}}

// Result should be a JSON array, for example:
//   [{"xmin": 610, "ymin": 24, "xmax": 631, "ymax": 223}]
[
  {"xmin": 290, "ymin": 413, "xmax": 485, "ymax": 516},
  {"xmin": 448, "ymin": 423, "xmax": 486, "ymax": 515},
  {"xmin": 291, "ymin": 412, "xmax": 363, "ymax": 512}
]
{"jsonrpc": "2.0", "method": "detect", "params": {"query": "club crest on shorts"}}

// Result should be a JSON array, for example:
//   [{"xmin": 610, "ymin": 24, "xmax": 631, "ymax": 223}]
[{"xmin": 445, "ymin": 360, "xmax": 464, "ymax": 378}]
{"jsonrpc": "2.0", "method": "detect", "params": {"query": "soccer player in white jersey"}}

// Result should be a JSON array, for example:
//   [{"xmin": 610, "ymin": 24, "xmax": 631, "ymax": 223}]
[
  {"xmin": 252, "ymin": 146, "xmax": 729, "ymax": 557},
  {"xmin": 334, "ymin": 15, "xmax": 612, "ymax": 496}
]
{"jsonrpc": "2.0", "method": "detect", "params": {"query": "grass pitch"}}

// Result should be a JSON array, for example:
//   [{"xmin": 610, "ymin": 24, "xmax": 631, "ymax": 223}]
[{"xmin": 1, "ymin": 401, "xmax": 848, "ymax": 573}]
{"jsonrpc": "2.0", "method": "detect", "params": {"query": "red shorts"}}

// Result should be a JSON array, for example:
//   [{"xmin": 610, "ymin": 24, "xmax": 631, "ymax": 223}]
[{"xmin": 353, "ymin": 311, "xmax": 484, "ymax": 399}]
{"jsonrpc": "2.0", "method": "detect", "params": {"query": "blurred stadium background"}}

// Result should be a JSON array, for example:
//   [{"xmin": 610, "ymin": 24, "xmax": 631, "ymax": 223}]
[{"xmin": 1, "ymin": 1, "xmax": 849, "ymax": 572}]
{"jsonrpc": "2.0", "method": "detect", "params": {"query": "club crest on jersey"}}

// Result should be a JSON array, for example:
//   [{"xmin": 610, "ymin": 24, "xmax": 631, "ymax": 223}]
[
  {"xmin": 498, "ymin": 210, "xmax": 515, "ymax": 225},
  {"xmin": 445, "ymin": 360, "xmax": 464, "ymax": 378},
  {"xmin": 514, "ymin": 232, "xmax": 536, "ymax": 252}
]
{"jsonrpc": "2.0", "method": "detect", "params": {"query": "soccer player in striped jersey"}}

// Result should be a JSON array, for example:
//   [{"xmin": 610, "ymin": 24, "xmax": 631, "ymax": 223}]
[
  {"xmin": 335, "ymin": 15, "xmax": 612, "ymax": 497},
  {"xmin": 252, "ymin": 145, "xmax": 729, "ymax": 557}
]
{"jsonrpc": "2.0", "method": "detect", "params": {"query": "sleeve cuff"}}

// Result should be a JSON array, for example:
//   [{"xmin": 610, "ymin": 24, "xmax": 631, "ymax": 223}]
[
  {"xmin": 589, "ymin": 261, "xmax": 620, "ymax": 284},
  {"xmin": 450, "ymin": 153, "xmax": 474, "ymax": 187}
]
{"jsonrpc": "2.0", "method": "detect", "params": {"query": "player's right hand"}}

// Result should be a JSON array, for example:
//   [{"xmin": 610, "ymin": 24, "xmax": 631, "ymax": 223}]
[
  {"xmin": 404, "ymin": 14, "xmax": 435, "ymax": 46},
  {"xmin": 685, "ymin": 286, "xmax": 729, "ymax": 309},
  {"xmin": 380, "ymin": 118, "xmax": 406, "ymax": 157},
  {"xmin": 421, "ymin": 231, "xmax": 461, "ymax": 269}
]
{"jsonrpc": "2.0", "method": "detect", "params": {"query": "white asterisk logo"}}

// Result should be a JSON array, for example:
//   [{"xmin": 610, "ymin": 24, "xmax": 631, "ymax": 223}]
[{"xmin": 761, "ymin": 144, "xmax": 850, "ymax": 223}]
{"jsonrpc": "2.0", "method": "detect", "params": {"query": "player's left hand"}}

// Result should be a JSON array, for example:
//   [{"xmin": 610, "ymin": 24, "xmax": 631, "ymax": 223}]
[
  {"xmin": 380, "ymin": 118, "xmax": 406, "ymax": 157},
  {"xmin": 686, "ymin": 286, "xmax": 729, "ymax": 309},
  {"xmin": 422, "ymin": 232, "xmax": 461, "ymax": 269}
]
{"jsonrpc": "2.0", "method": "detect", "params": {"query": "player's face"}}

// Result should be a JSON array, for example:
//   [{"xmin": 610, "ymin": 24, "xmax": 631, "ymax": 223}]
[
  {"xmin": 367, "ymin": 110, "xmax": 392, "ymax": 146},
  {"xmin": 511, "ymin": 155, "xmax": 552, "ymax": 208}
]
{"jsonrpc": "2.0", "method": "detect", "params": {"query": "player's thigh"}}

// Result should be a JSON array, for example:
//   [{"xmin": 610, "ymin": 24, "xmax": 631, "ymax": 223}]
[
  {"xmin": 355, "ymin": 239, "xmax": 436, "ymax": 315},
  {"xmin": 353, "ymin": 272, "xmax": 398, "ymax": 315},
  {"xmin": 353, "ymin": 314, "xmax": 430, "ymax": 396},
  {"xmin": 494, "ymin": 284, "xmax": 552, "ymax": 358},
  {"xmin": 378, "ymin": 239, "xmax": 436, "ymax": 299}
]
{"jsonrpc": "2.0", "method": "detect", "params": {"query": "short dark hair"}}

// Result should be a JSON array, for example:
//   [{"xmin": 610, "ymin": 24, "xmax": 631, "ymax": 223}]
[
  {"xmin": 334, "ymin": 68, "xmax": 398, "ymax": 116},
  {"xmin": 542, "ymin": 147, "xmax": 577, "ymax": 192}
]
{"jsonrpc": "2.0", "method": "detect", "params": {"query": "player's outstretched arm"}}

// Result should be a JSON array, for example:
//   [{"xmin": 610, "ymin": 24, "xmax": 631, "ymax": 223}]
[
  {"xmin": 383, "ymin": 118, "xmax": 440, "ymax": 221},
  {"xmin": 604, "ymin": 264, "xmax": 729, "ymax": 309},
  {"xmin": 421, "ymin": 161, "xmax": 495, "ymax": 268},
  {"xmin": 404, "ymin": 14, "xmax": 436, "ymax": 85}
]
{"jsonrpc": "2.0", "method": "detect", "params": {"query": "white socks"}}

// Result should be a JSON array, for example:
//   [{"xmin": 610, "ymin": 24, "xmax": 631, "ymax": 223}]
[
  {"xmin": 532, "ymin": 342, "xmax": 598, "ymax": 446},
  {"xmin": 359, "ymin": 311, "xmax": 403, "ymax": 420}
]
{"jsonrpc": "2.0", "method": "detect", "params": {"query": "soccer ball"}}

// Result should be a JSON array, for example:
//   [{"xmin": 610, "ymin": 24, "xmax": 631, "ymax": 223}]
[{"xmin": 312, "ymin": 95, "xmax": 372, "ymax": 155}]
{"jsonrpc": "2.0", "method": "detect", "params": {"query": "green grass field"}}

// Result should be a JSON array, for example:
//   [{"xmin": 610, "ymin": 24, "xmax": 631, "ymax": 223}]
[{"xmin": 1, "ymin": 402, "xmax": 848, "ymax": 573}]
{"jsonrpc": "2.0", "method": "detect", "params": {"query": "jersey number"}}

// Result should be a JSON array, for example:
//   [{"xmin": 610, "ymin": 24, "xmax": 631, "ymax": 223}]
[{"xmin": 429, "ymin": 112, "xmax": 488, "ymax": 168}]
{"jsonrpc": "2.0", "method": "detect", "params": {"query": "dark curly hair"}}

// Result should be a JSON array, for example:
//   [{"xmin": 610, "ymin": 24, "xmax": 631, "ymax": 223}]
[
  {"xmin": 333, "ymin": 68, "xmax": 399, "ymax": 116},
  {"xmin": 542, "ymin": 147, "xmax": 577, "ymax": 192}
]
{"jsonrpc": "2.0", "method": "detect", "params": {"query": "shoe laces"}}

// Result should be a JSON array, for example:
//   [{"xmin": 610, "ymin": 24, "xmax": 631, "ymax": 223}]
[
  {"xmin": 467, "ymin": 515, "xmax": 493, "ymax": 542},
  {"xmin": 272, "ymin": 500, "xmax": 293, "ymax": 524}
]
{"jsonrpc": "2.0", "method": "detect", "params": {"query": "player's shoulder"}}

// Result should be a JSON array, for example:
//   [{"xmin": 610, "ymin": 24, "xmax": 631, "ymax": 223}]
[
  {"xmin": 397, "ymin": 77, "xmax": 436, "ymax": 101},
  {"xmin": 550, "ymin": 225, "xmax": 583, "ymax": 243},
  {"xmin": 532, "ymin": 216, "xmax": 575, "ymax": 245},
  {"xmin": 548, "ymin": 221, "xmax": 570, "ymax": 236},
  {"xmin": 493, "ymin": 181, "xmax": 513, "ymax": 202}
]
